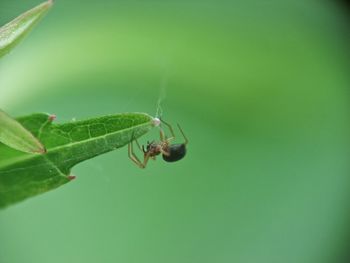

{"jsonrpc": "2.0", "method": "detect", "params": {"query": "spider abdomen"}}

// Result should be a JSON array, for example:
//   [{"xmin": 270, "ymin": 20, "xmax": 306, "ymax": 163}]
[{"xmin": 162, "ymin": 144, "xmax": 186, "ymax": 162}]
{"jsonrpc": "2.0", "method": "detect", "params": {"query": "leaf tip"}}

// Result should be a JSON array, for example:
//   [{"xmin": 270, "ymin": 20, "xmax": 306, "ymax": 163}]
[
  {"xmin": 48, "ymin": 114, "xmax": 56, "ymax": 122},
  {"xmin": 68, "ymin": 175, "xmax": 76, "ymax": 181},
  {"xmin": 45, "ymin": 0, "xmax": 54, "ymax": 7},
  {"xmin": 35, "ymin": 147, "xmax": 47, "ymax": 154},
  {"xmin": 152, "ymin": 117, "xmax": 161, "ymax": 127}
]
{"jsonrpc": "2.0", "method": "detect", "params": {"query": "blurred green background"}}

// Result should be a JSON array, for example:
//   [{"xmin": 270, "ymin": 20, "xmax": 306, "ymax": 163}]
[{"xmin": 0, "ymin": 0, "xmax": 350, "ymax": 262}]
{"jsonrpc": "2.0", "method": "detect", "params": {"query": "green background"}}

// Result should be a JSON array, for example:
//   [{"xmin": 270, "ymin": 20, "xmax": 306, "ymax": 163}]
[{"xmin": 0, "ymin": 0, "xmax": 349, "ymax": 262}]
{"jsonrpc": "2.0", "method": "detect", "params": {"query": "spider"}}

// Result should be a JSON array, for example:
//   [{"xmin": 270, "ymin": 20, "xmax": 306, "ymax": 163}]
[{"xmin": 128, "ymin": 118, "xmax": 188, "ymax": 168}]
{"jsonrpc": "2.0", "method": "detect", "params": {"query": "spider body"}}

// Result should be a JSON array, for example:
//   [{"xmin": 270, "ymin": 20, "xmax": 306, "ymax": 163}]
[
  {"xmin": 128, "ymin": 119, "xmax": 188, "ymax": 168},
  {"xmin": 162, "ymin": 143, "xmax": 186, "ymax": 162},
  {"xmin": 144, "ymin": 141, "xmax": 161, "ymax": 155}
]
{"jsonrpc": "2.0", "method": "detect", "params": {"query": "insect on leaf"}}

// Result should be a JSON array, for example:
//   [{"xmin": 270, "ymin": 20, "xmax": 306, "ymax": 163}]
[
  {"xmin": 0, "ymin": 109, "xmax": 46, "ymax": 154},
  {"xmin": 0, "ymin": 0, "xmax": 53, "ymax": 59},
  {"xmin": 0, "ymin": 112, "xmax": 155, "ymax": 209}
]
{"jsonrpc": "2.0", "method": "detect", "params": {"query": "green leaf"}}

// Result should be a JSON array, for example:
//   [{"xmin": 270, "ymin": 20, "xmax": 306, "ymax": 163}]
[
  {"xmin": 0, "ymin": 0, "xmax": 53, "ymax": 59},
  {"xmin": 0, "ymin": 109, "xmax": 46, "ymax": 154},
  {"xmin": 0, "ymin": 112, "xmax": 155, "ymax": 208}
]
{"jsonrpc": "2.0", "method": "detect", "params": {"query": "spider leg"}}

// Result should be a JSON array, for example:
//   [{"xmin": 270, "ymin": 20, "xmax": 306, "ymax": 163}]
[
  {"xmin": 160, "ymin": 118, "xmax": 175, "ymax": 142},
  {"xmin": 129, "ymin": 130, "xmax": 143, "ymax": 151},
  {"xmin": 134, "ymin": 138, "xmax": 143, "ymax": 152},
  {"xmin": 128, "ymin": 140, "xmax": 153, "ymax": 169},
  {"xmin": 177, "ymin": 124, "xmax": 189, "ymax": 145},
  {"xmin": 159, "ymin": 128, "xmax": 167, "ymax": 142},
  {"xmin": 128, "ymin": 141, "xmax": 146, "ymax": 168},
  {"xmin": 142, "ymin": 153, "xmax": 151, "ymax": 167}
]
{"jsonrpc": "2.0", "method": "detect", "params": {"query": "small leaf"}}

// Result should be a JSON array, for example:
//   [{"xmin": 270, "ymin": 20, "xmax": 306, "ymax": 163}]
[
  {"xmin": 0, "ymin": 0, "xmax": 53, "ymax": 59},
  {"xmin": 0, "ymin": 109, "xmax": 46, "ymax": 154},
  {"xmin": 0, "ymin": 112, "xmax": 155, "ymax": 208}
]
